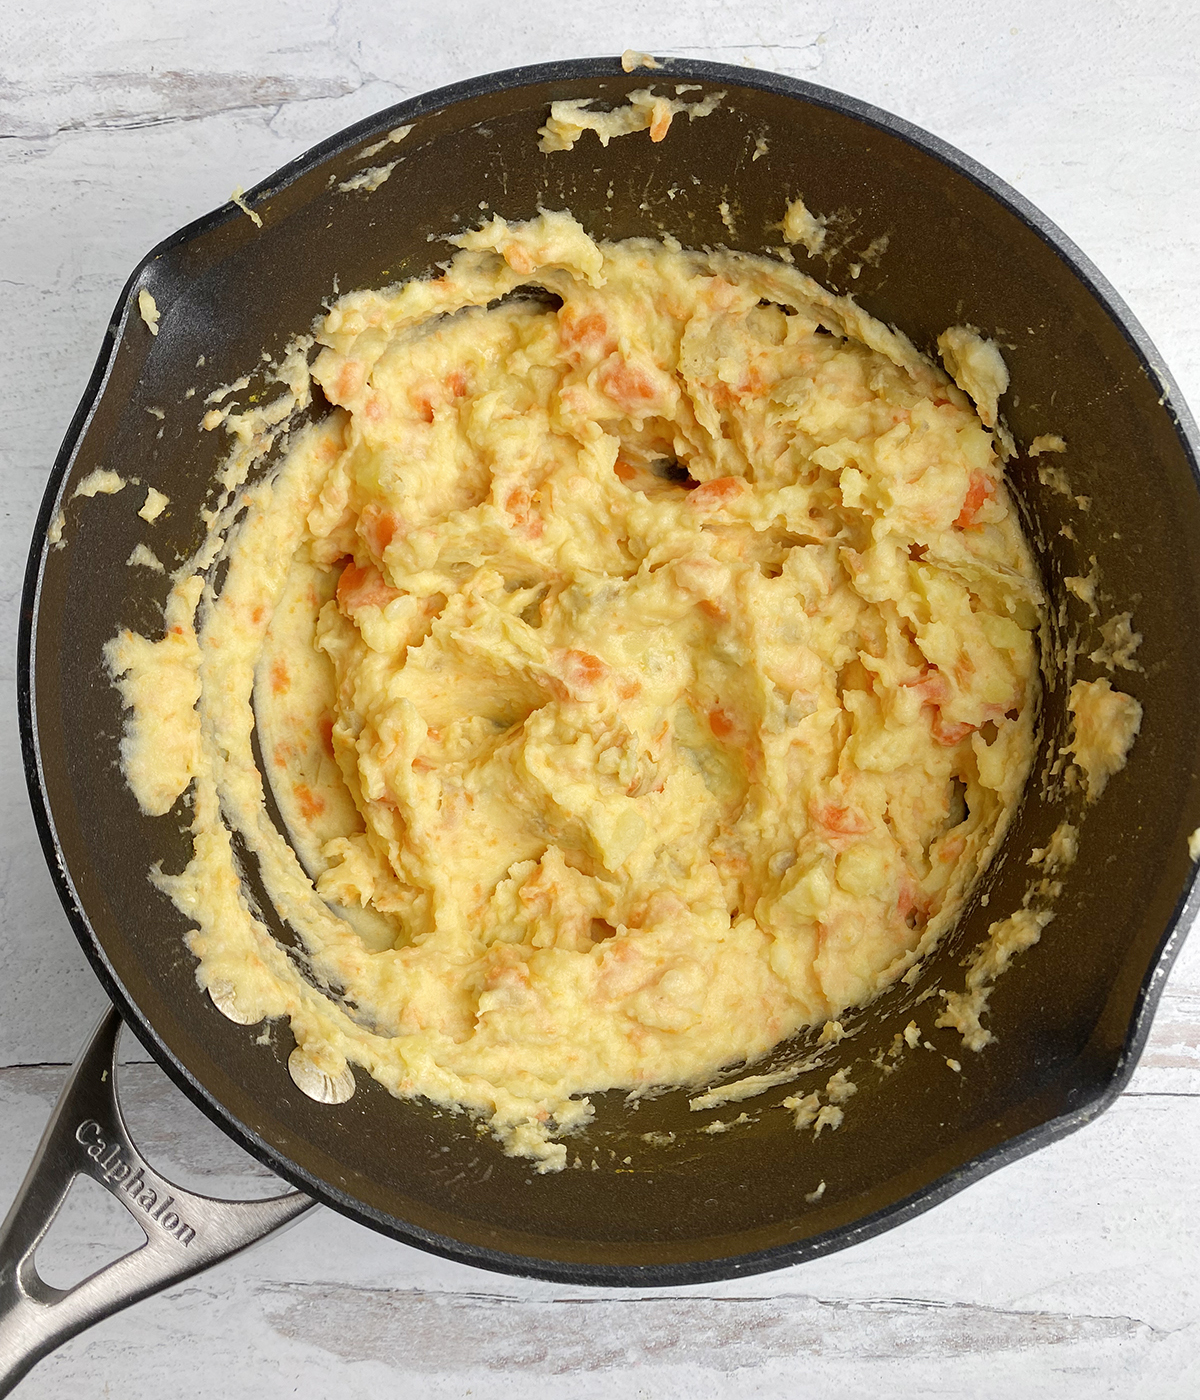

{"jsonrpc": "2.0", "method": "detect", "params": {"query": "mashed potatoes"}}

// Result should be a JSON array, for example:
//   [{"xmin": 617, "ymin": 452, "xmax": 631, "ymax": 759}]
[{"xmin": 107, "ymin": 211, "xmax": 1045, "ymax": 1170}]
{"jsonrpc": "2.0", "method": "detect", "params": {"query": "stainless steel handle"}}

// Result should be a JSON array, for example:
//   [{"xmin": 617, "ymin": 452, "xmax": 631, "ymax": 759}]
[{"xmin": 0, "ymin": 1009, "xmax": 315, "ymax": 1395}]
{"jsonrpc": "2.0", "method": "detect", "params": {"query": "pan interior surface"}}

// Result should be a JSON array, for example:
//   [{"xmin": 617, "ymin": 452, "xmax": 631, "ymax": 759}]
[{"xmin": 23, "ymin": 59, "xmax": 1200, "ymax": 1283}]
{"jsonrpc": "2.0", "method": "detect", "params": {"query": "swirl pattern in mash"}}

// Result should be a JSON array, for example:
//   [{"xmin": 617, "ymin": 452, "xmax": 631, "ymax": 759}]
[{"xmin": 107, "ymin": 212, "xmax": 1043, "ymax": 1170}]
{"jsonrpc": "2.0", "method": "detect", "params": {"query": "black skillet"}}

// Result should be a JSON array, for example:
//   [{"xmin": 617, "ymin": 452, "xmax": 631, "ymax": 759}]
[{"xmin": 5, "ymin": 54, "xmax": 1200, "ymax": 1388}]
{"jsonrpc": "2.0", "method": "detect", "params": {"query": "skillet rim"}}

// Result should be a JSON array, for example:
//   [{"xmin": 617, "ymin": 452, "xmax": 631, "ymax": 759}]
[{"xmin": 17, "ymin": 52, "xmax": 1200, "ymax": 1287}]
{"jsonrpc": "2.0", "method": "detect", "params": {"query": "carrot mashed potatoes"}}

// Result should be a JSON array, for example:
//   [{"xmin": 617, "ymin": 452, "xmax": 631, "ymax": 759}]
[{"xmin": 107, "ymin": 211, "xmax": 1046, "ymax": 1170}]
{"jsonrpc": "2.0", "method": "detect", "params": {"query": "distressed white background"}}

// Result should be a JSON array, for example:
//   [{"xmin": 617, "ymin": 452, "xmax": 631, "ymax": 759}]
[{"xmin": 2, "ymin": 0, "xmax": 1198, "ymax": 1395}]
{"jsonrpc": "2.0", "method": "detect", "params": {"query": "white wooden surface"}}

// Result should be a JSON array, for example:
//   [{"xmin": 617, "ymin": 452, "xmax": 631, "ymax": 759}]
[{"xmin": 2, "ymin": 1, "xmax": 1198, "ymax": 1395}]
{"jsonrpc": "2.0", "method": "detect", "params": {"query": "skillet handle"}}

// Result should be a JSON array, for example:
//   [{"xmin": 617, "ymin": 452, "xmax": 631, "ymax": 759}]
[{"xmin": 0, "ymin": 1008, "xmax": 315, "ymax": 1396}]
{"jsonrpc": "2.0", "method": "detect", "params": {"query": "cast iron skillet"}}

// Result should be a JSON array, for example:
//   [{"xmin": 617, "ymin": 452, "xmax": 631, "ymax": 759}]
[{"xmin": 9, "ymin": 52, "xmax": 1200, "ymax": 1351}]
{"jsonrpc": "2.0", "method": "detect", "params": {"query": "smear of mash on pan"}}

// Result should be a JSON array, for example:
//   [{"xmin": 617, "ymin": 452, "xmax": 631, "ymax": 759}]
[
  {"xmin": 74, "ymin": 469, "xmax": 126, "ymax": 499},
  {"xmin": 538, "ymin": 87, "xmax": 724, "ymax": 152},
  {"xmin": 138, "ymin": 288, "xmax": 160, "ymax": 336},
  {"xmin": 782, "ymin": 196, "xmax": 828, "ymax": 258},
  {"xmin": 138, "ymin": 486, "xmax": 170, "ymax": 523},
  {"xmin": 1066, "ymin": 677, "xmax": 1142, "ymax": 800},
  {"xmin": 108, "ymin": 210, "xmax": 1073, "ymax": 1171},
  {"xmin": 935, "ymin": 906, "xmax": 1055, "ymax": 1051},
  {"xmin": 337, "ymin": 162, "xmax": 400, "ymax": 194}
]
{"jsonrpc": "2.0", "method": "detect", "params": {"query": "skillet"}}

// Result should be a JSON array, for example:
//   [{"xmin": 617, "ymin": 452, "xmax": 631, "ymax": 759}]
[{"xmin": 5, "ymin": 53, "xmax": 1200, "ymax": 1390}]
